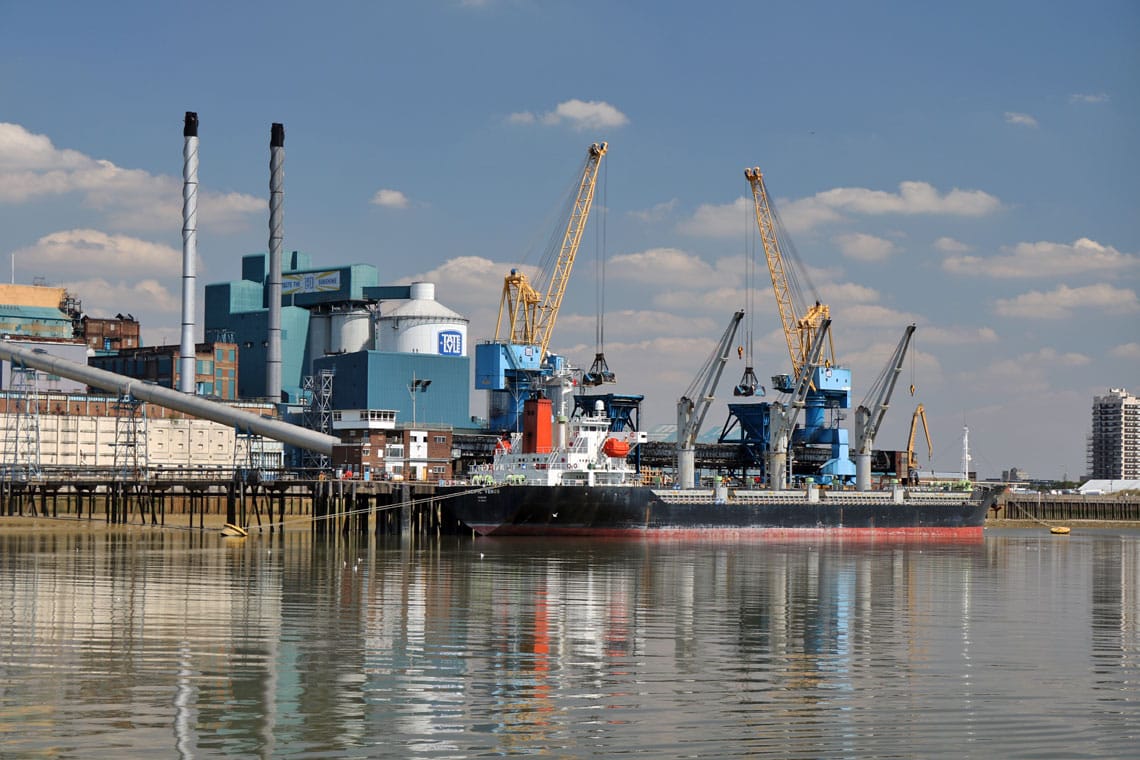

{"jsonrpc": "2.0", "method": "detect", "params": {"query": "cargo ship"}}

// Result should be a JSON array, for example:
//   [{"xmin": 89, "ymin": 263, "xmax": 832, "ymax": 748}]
[{"xmin": 438, "ymin": 398, "xmax": 996, "ymax": 538}]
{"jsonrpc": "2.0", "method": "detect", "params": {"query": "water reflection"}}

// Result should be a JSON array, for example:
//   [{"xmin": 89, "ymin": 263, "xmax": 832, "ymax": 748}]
[{"xmin": 0, "ymin": 529, "xmax": 1136, "ymax": 758}]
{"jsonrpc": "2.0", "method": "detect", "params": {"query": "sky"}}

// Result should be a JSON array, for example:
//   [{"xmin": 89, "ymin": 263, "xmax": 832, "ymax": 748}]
[{"xmin": 1, "ymin": 0, "xmax": 1137, "ymax": 481}]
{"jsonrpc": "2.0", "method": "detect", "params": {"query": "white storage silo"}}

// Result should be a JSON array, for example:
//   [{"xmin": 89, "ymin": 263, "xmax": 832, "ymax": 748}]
[
  {"xmin": 307, "ymin": 311, "xmax": 331, "ymax": 367},
  {"xmin": 332, "ymin": 307, "xmax": 372, "ymax": 354},
  {"xmin": 377, "ymin": 282, "xmax": 468, "ymax": 356}
]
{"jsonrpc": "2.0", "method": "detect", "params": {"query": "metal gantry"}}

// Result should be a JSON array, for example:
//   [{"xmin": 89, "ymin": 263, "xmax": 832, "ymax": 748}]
[
  {"xmin": 302, "ymin": 369, "xmax": 335, "ymax": 472},
  {"xmin": 2, "ymin": 364, "xmax": 43, "ymax": 482}
]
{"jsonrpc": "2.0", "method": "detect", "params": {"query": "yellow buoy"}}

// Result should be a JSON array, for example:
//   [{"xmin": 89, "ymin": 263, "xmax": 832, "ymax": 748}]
[
  {"xmin": 1050, "ymin": 526, "xmax": 1070, "ymax": 535},
  {"xmin": 221, "ymin": 523, "xmax": 249, "ymax": 538}
]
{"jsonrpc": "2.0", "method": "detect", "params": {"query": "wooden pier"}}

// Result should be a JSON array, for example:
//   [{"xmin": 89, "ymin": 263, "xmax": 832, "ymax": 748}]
[
  {"xmin": 0, "ymin": 474, "xmax": 468, "ymax": 537},
  {"xmin": 990, "ymin": 492, "xmax": 1140, "ymax": 523}
]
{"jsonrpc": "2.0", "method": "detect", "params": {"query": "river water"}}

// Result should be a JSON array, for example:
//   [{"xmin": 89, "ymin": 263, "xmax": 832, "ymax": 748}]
[{"xmin": 1, "ymin": 527, "xmax": 1136, "ymax": 759}]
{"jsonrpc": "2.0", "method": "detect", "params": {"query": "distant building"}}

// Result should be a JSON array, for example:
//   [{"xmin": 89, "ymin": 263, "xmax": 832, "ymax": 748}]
[
  {"xmin": 0, "ymin": 390, "xmax": 283, "ymax": 470},
  {"xmin": 82, "ymin": 314, "xmax": 140, "ymax": 353},
  {"xmin": 1088, "ymin": 388, "xmax": 1140, "ymax": 479},
  {"xmin": 330, "ymin": 408, "xmax": 454, "ymax": 481},
  {"xmin": 0, "ymin": 283, "xmax": 81, "ymax": 341},
  {"xmin": 88, "ymin": 342, "xmax": 240, "ymax": 400},
  {"xmin": 0, "ymin": 283, "xmax": 90, "ymax": 393}
]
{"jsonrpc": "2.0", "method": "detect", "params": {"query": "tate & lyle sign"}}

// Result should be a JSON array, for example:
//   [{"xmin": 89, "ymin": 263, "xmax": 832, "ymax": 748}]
[
  {"xmin": 438, "ymin": 330, "xmax": 463, "ymax": 356},
  {"xmin": 282, "ymin": 271, "xmax": 341, "ymax": 295}
]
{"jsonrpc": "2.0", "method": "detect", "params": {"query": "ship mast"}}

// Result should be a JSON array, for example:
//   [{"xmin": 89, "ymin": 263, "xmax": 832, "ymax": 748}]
[{"xmin": 961, "ymin": 424, "xmax": 971, "ymax": 481}]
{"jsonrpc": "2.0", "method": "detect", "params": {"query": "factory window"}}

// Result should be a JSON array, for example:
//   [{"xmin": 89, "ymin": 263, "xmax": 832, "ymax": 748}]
[
  {"xmin": 197, "ymin": 359, "xmax": 213, "ymax": 375},
  {"xmin": 434, "ymin": 436, "xmax": 446, "ymax": 444}
]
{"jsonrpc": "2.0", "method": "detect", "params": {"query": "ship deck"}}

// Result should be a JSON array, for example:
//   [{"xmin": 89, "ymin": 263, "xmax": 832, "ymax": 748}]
[{"xmin": 654, "ymin": 488, "xmax": 975, "ymax": 505}]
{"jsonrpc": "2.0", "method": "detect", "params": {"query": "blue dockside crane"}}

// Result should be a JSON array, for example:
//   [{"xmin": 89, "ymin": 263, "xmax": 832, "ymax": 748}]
[
  {"xmin": 475, "ymin": 143, "xmax": 608, "ymax": 432},
  {"xmin": 720, "ymin": 167, "xmax": 854, "ymax": 487}
]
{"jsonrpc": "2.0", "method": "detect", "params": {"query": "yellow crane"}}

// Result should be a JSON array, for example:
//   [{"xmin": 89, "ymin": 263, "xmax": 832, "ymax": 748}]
[
  {"xmin": 907, "ymin": 403, "xmax": 933, "ymax": 485},
  {"xmin": 495, "ymin": 142, "xmax": 607, "ymax": 360},
  {"xmin": 744, "ymin": 167, "xmax": 834, "ymax": 380}
]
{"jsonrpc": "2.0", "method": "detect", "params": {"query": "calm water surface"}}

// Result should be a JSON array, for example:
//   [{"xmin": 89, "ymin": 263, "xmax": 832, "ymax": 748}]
[{"xmin": 1, "ymin": 527, "xmax": 1136, "ymax": 758}]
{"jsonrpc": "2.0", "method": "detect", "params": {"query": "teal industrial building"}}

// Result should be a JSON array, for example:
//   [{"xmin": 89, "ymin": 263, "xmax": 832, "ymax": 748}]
[{"xmin": 204, "ymin": 250, "xmax": 474, "ymax": 431}]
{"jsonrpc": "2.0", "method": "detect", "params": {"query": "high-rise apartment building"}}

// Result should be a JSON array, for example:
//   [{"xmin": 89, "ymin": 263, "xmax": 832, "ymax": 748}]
[{"xmin": 1088, "ymin": 388, "xmax": 1140, "ymax": 479}]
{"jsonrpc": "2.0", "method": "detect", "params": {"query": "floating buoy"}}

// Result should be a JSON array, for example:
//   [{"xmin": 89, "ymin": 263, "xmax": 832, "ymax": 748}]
[
  {"xmin": 1050, "ymin": 526, "xmax": 1070, "ymax": 535},
  {"xmin": 221, "ymin": 523, "xmax": 248, "ymax": 538}
]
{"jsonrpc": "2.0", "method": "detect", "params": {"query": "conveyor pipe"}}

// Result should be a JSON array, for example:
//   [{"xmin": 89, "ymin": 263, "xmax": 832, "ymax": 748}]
[{"xmin": 0, "ymin": 341, "xmax": 339, "ymax": 456}]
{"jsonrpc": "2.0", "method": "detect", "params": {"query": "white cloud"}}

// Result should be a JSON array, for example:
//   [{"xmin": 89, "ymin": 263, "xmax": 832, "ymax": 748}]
[
  {"xmin": 12, "ymin": 229, "xmax": 185, "ymax": 277},
  {"xmin": 679, "ymin": 181, "xmax": 1000, "ymax": 239},
  {"xmin": 989, "ymin": 348, "xmax": 1091, "ymax": 379},
  {"xmin": 1110, "ymin": 342, "xmax": 1140, "ymax": 359},
  {"xmin": 609, "ymin": 247, "xmax": 719, "ymax": 287},
  {"xmin": 61, "ymin": 276, "xmax": 179, "ymax": 314},
  {"xmin": 813, "ymin": 181, "xmax": 1001, "ymax": 217},
  {"xmin": 981, "ymin": 349, "xmax": 1090, "ymax": 395},
  {"xmin": 557, "ymin": 309, "xmax": 718, "ymax": 342},
  {"xmin": 1004, "ymin": 111, "xmax": 1039, "ymax": 128},
  {"xmin": 1070, "ymin": 92, "xmax": 1109, "ymax": 104},
  {"xmin": 654, "ymin": 286, "xmax": 751, "ymax": 312},
  {"xmin": 628, "ymin": 198, "xmax": 679, "ymax": 223},
  {"xmin": 841, "ymin": 303, "xmax": 918, "ymax": 328},
  {"xmin": 994, "ymin": 283, "xmax": 1140, "ymax": 319},
  {"xmin": 371, "ymin": 188, "xmax": 409, "ymax": 208},
  {"xmin": 510, "ymin": 99, "xmax": 629, "ymax": 131},
  {"xmin": 826, "ymin": 282, "xmax": 880, "ymax": 305},
  {"xmin": 833, "ymin": 232, "xmax": 898, "ymax": 262},
  {"xmin": 0, "ymin": 122, "xmax": 263, "ymax": 233},
  {"xmin": 776, "ymin": 196, "xmax": 846, "ymax": 233},
  {"xmin": 943, "ymin": 237, "xmax": 1137, "ymax": 278},
  {"xmin": 934, "ymin": 236, "xmax": 971, "ymax": 252},
  {"xmin": 919, "ymin": 326, "xmax": 999, "ymax": 345},
  {"xmin": 403, "ymin": 255, "xmax": 520, "ymax": 309},
  {"xmin": 676, "ymin": 197, "xmax": 751, "ymax": 237}
]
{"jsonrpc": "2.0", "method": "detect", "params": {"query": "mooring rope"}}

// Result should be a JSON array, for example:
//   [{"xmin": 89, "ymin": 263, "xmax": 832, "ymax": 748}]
[{"xmin": 239, "ymin": 482, "xmax": 504, "ymax": 534}]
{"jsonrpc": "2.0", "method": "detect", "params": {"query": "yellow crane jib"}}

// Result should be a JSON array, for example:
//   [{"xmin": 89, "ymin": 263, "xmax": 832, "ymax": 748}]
[
  {"xmin": 744, "ymin": 166, "xmax": 833, "ymax": 382},
  {"xmin": 495, "ymin": 142, "xmax": 607, "ymax": 360},
  {"xmin": 907, "ymin": 403, "xmax": 933, "ymax": 485}
]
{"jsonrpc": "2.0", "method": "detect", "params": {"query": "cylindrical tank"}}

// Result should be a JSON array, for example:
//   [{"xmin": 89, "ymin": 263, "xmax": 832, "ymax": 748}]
[
  {"xmin": 307, "ymin": 311, "xmax": 331, "ymax": 368},
  {"xmin": 332, "ymin": 308, "xmax": 372, "ymax": 354},
  {"xmin": 376, "ymin": 281, "xmax": 469, "ymax": 356}
]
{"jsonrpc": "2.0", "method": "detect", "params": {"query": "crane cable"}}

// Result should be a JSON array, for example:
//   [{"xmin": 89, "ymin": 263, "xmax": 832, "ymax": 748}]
[
  {"xmin": 743, "ymin": 197, "xmax": 754, "ymax": 366},
  {"xmin": 595, "ymin": 158, "xmax": 608, "ymax": 353},
  {"xmin": 909, "ymin": 330, "xmax": 917, "ymax": 396}
]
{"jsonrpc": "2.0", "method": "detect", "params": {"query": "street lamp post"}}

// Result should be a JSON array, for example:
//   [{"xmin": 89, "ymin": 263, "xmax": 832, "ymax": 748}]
[{"xmin": 409, "ymin": 374, "xmax": 432, "ymax": 426}]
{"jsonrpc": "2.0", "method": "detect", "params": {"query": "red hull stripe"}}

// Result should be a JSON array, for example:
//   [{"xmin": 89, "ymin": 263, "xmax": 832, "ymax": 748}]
[{"xmin": 469, "ymin": 525, "xmax": 985, "ymax": 541}]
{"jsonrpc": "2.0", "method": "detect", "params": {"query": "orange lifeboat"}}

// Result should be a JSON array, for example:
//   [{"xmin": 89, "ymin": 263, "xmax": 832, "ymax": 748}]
[{"xmin": 603, "ymin": 438, "xmax": 630, "ymax": 458}]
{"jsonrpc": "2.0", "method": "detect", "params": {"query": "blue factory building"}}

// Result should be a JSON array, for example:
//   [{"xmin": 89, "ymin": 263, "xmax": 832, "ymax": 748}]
[{"xmin": 204, "ymin": 252, "xmax": 473, "ymax": 430}]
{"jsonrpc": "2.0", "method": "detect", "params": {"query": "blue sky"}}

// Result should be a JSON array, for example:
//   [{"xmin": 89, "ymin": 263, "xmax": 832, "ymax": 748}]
[{"xmin": 2, "ymin": 0, "xmax": 1137, "ymax": 480}]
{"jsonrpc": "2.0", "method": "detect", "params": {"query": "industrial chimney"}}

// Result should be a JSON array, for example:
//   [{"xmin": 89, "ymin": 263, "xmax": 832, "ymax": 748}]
[
  {"xmin": 266, "ymin": 123, "xmax": 284, "ymax": 402},
  {"xmin": 179, "ymin": 111, "xmax": 199, "ymax": 394}
]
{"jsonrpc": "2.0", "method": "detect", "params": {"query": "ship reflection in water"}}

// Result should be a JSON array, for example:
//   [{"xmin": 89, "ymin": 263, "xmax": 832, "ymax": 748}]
[{"xmin": 0, "ymin": 529, "xmax": 1137, "ymax": 758}]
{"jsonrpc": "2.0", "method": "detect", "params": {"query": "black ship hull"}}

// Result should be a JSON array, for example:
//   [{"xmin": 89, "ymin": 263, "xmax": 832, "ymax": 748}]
[{"xmin": 437, "ymin": 484, "xmax": 994, "ymax": 539}]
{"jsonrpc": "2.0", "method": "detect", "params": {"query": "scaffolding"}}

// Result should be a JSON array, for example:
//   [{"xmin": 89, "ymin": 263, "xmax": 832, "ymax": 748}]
[
  {"xmin": 301, "ymin": 368, "xmax": 334, "ymax": 472},
  {"xmin": 112, "ymin": 392, "xmax": 152, "ymax": 521},
  {"xmin": 1, "ymin": 364, "xmax": 44, "ymax": 482}
]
